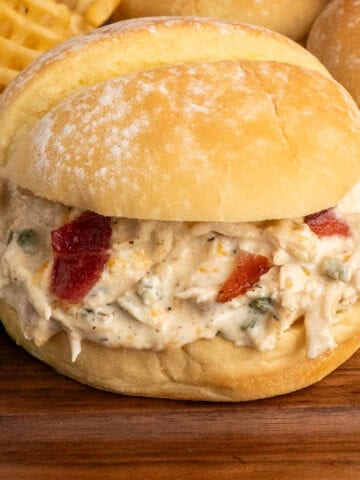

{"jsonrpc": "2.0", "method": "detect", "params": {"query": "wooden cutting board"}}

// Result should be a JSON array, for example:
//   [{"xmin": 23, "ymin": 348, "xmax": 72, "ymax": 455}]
[{"xmin": 0, "ymin": 323, "xmax": 359, "ymax": 480}]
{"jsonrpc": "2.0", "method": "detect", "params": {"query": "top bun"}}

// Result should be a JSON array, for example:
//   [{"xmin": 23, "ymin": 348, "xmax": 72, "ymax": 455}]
[
  {"xmin": 1, "ymin": 17, "xmax": 360, "ymax": 222},
  {"xmin": 114, "ymin": 0, "xmax": 330, "ymax": 41},
  {"xmin": 307, "ymin": 0, "xmax": 360, "ymax": 108}
]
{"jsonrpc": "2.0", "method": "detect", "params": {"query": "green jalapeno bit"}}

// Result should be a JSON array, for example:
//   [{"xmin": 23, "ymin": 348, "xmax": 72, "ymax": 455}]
[
  {"xmin": 249, "ymin": 297, "xmax": 274, "ymax": 313},
  {"xmin": 321, "ymin": 257, "xmax": 350, "ymax": 282},
  {"xmin": 17, "ymin": 229, "xmax": 40, "ymax": 255},
  {"xmin": 241, "ymin": 318, "xmax": 258, "ymax": 331}
]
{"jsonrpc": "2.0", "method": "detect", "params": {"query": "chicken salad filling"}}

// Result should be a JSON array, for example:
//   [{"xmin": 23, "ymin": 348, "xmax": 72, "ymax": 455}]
[{"xmin": 1, "ymin": 180, "xmax": 360, "ymax": 361}]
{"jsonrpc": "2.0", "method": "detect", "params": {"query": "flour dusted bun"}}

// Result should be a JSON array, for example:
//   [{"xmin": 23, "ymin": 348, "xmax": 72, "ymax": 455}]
[
  {"xmin": 114, "ymin": 1, "xmax": 330, "ymax": 41},
  {"xmin": 1, "ymin": 18, "xmax": 360, "ymax": 222},
  {"xmin": 3, "ymin": 60, "xmax": 360, "ymax": 222},
  {"xmin": 307, "ymin": 0, "xmax": 360, "ymax": 108},
  {"xmin": 2, "ymin": 299, "xmax": 360, "ymax": 401}
]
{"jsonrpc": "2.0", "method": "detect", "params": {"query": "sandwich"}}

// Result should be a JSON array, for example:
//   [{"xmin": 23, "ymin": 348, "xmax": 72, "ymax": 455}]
[{"xmin": 1, "ymin": 17, "xmax": 360, "ymax": 401}]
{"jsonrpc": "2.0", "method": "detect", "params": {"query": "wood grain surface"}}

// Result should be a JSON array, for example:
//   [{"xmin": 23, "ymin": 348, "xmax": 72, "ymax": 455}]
[{"xmin": 0, "ymin": 323, "xmax": 359, "ymax": 480}]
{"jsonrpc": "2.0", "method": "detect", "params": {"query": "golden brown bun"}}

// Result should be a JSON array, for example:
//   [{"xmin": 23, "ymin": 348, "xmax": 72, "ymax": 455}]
[
  {"xmin": 113, "ymin": 0, "xmax": 330, "ymax": 41},
  {"xmin": 307, "ymin": 0, "xmax": 360, "ymax": 108},
  {"xmin": 1, "ymin": 18, "xmax": 360, "ymax": 222},
  {"xmin": 4, "ymin": 60, "xmax": 360, "ymax": 222},
  {"xmin": 1, "ymin": 299, "xmax": 360, "ymax": 401}
]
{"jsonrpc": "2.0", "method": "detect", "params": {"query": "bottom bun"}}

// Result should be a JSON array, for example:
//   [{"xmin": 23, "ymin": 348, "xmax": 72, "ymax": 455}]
[{"xmin": 1, "ymin": 300, "xmax": 360, "ymax": 401}]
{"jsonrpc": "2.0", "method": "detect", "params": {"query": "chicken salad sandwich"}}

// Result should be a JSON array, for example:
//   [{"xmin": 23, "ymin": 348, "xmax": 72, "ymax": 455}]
[{"xmin": 1, "ymin": 18, "xmax": 360, "ymax": 401}]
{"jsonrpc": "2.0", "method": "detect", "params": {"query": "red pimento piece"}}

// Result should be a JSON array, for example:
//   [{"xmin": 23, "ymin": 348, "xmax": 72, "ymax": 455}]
[
  {"xmin": 51, "ymin": 211, "xmax": 112, "ymax": 255},
  {"xmin": 304, "ymin": 208, "xmax": 350, "ymax": 238},
  {"xmin": 217, "ymin": 250, "xmax": 273, "ymax": 303},
  {"xmin": 51, "ymin": 252, "xmax": 110, "ymax": 304},
  {"xmin": 50, "ymin": 212, "xmax": 112, "ymax": 303}
]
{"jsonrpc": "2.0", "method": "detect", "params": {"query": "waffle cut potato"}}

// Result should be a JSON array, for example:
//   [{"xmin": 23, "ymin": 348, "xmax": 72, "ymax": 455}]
[{"xmin": 0, "ymin": 0, "xmax": 121, "ymax": 91}]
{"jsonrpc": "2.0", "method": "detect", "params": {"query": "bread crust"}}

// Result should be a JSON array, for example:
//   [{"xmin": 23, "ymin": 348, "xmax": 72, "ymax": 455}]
[
  {"xmin": 4, "ymin": 59, "xmax": 360, "ymax": 222},
  {"xmin": 1, "ymin": 299, "xmax": 360, "ymax": 401},
  {"xmin": 307, "ymin": 0, "xmax": 360, "ymax": 107},
  {"xmin": 114, "ymin": 0, "xmax": 330, "ymax": 40}
]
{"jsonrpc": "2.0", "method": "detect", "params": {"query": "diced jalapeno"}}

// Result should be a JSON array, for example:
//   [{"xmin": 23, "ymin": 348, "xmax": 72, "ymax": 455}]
[
  {"xmin": 321, "ymin": 257, "xmax": 350, "ymax": 282},
  {"xmin": 241, "ymin": 318, "xmax": 257, "ymax": 331},
  {"xmin": 249, "ymin": 297, "xmax": 274, "ymax": 313},
  {"xmin": 17, "ymin": 229, "xmax": 39, "ymax": 254},
  {"xmin": 136, "ymin": 275, "xmax": 164, "ymax": 305}
]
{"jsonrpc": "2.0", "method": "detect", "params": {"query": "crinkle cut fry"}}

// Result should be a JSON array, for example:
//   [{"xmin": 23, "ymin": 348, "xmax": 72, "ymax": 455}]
[{"xmin": 0, "ymin": 0, "xmax": 121, "ymax": 91}]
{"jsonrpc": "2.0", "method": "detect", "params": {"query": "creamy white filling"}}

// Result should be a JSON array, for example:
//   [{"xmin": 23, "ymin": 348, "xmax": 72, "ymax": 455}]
[{"xmin": 1, "ymin": 181, "xmax": 360, "ymax": 361}]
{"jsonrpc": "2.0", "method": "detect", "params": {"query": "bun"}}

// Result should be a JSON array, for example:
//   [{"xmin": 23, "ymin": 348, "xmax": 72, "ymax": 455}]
[
  {"xmin": 4, "ymin": 60, "xmax": 360, "ymax": 222},
  {"xmin": 307, "ymin": 0, "xmax": 360, "ymax": 108},
  {"xmin": 2, "ymin": 299, "xmax": 360, "ymax": 401},
  {"xmin": 113, "ymin": 1, "xmax": 330, "ymax": 41},
  {"xmin": 1, "ymin": 18, "xmax": 360, "ymax": 222}
]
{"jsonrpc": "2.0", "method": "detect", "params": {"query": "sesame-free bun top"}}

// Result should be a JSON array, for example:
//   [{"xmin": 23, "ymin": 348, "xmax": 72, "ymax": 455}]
[
  {"xmin": 114, "ymin": 0, "xmax": 330, "ymax": 41},
  {"xmin": 307, "ymin": 0, "xmax": 360, "ymax": 108},
  {"xmin": 1, "ymin": 17, "xmax": 360, "ymax": 222}
]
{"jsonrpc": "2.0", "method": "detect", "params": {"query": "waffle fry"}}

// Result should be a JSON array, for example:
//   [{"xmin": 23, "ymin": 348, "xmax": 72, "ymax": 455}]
[{"xmin": 0, "ymin": 0, "xmax": 121, "ymax": 91}]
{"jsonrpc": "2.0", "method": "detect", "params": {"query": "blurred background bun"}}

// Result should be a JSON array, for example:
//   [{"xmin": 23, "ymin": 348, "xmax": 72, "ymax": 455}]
[
  {"xmin": 113, "ymin": 0, "xmax": 330, "ymax": 40},
  {"xmin": 307, "ymin": 0, "xmax": 360, "ymax": 107}
]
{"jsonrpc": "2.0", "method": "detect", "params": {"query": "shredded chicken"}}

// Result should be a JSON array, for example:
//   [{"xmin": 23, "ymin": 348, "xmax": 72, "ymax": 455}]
[{"xmin": 1, "ymin": 182, "xmax": 360, "ymax": 361}]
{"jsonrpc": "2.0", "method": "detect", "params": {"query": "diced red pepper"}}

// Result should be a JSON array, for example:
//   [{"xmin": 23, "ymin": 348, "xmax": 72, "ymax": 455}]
[
  {"xmin": 217, "ymin": 250, "xmax": 273, "ymax": 303},
  {"xmin": 51, "ymin": 211, "xmax": 112, "ymax": 255},
  {"xmin": 50, "ymin": 212, "xmax": 112, "ymax": 303},
  {"xmin": 304, "ymin": 208, "xmax": 350, "ymax": 238},
  {"xmin": 51, "ymin": 252, "xmax": 110, "ymax": 304}
]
